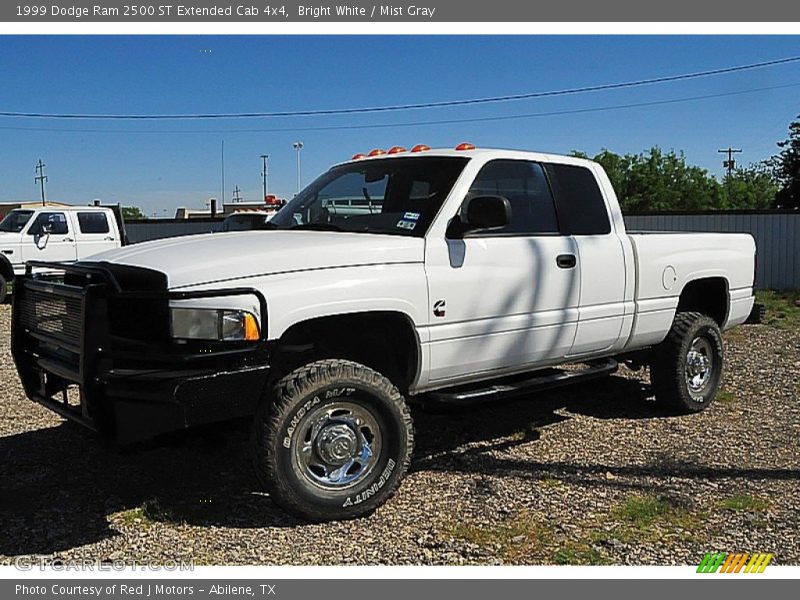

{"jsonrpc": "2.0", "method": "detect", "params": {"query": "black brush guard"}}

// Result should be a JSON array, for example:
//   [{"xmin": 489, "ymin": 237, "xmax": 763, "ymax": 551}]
[{"xmin": 11, "ymin": 261, "xmax": 272, "ymax": 443}]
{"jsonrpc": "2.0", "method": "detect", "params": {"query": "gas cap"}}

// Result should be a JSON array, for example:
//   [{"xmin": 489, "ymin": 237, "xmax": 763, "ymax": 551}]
[{"xmin": 662, "ymin": 266, "xmax": 677, "ymax": 290}]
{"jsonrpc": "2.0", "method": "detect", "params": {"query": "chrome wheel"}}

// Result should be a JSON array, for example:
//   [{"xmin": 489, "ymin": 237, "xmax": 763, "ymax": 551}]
[
  {"xmin": 292, "ymin": 401, "xmax": 382, "ymax": 490},
  {"xmin": 685, "ymin": 336, "xmax": 714, "ymax": 399}
]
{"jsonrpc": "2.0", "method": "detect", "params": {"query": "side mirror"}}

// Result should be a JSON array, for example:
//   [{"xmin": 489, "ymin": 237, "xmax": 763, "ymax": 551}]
[
  {"xmin": 466, "ymin": 195, "xmax": 511, "ymax": 230},
  {"xmin": 447, "ymin": 195, "xmax": 511, "ymax": 238},
  {"xmin": 446, "ymin": 195, "xmax": 512, "ymax": 238}
]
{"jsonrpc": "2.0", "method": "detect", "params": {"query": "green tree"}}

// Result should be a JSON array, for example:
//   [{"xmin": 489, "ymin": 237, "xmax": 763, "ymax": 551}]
[
  {"xmin": 770, "ymin": 114, "xmax": 800, "ymax": 209},
  {"xmin": 589, "ymin": 147, "xmax": 724, "ymax": 212},
  {"xmin": 721, "ymin": 164, "xmax": 778, "ymax": 210},
  {"xmin": 120, "ymin": 206, "xmax": 146, "ymax": 220}
]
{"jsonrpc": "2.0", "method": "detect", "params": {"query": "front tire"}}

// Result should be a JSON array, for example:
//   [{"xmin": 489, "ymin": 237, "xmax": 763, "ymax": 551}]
[
  {"xmin": 251, "ymin": 359, "xmax": 414, "ymax": 522},
  {"xmin": 650, "ymin": 311, "xmax": 724, "ymax": 413},
  {"xmin": 0, "ymin": 274, "xmax": 7, "ymax": 304}
]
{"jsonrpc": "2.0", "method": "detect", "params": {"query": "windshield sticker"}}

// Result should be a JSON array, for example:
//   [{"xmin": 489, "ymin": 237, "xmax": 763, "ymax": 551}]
[
  {"xmin": 403, "ymin": 212, "xmax": 421, "ymax": 221},
  {"xmin": 396, "ymin": 219, "xmax": 417, "ymax": 230}
]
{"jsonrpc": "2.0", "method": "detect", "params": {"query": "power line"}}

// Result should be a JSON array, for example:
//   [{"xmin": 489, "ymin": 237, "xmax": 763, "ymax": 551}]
[
  {"xmin": 0, "ymin": 81, "xmax": 798, "ymax": 135},
  {"xmin": 2, "ymin": 56, "xmax": 799, "ymax": 121}
]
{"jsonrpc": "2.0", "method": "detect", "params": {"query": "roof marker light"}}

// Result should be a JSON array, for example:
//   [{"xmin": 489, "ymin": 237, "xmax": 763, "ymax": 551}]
[
  {"xmin": 455, "ymin": 142, "xmax": 476, "ymax": 151},
  {"xmin": 411, "ymin": 144, "xmax": 430, "ymax": 153},
  {"xmin": 368, "ymin": 148, "xmax": 385, "ymax": 157},
  {"xmin": 352, "ymin": 153, "xmax": 367, "ymax": 160},
  {"xmin": 387, "ymin": 146, "xmax": 407, "ymax": 154}
]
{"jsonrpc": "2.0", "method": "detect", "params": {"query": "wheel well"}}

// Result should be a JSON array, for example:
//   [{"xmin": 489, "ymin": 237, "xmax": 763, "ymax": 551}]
[
  {"xmin": 0, "ymin": 256, "xmax": 12, "ymax": 281},
  {"xmin": 676, "ymin": 278, "xmax": 729, "ymax": 326},
  {"xmin": 269, "ymin": 312, "xmax": 420, "ymax": 392}
]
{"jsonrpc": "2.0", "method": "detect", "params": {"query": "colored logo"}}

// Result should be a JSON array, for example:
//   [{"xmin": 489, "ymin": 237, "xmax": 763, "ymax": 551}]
[{"xmin": 697, "ymin": 552, "xmax": 773, "ymax": 573}]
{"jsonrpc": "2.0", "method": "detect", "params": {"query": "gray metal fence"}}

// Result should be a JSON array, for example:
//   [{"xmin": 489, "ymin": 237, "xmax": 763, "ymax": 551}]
[
  {"xmin": 125, "ymin": 218, "xmax": 222, "ymax": 244},
  {"xmin": 124, "ymin": 212, "xmax": 799, "ymax": 290},
  {"xmin": 625, "ymin": 212, "xmax": 799, "ymax": 290}
]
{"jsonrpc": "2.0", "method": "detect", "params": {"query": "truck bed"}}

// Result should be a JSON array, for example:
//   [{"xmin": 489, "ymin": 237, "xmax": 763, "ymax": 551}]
[{"xmin": 624, "ymin": 231, "xmax": 756, "ymax": 349}]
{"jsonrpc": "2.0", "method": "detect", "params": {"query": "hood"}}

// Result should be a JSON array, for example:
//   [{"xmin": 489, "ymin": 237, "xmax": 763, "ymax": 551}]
[
  {"xmin": 0, "ymin": 231, "xmax": 21, "ymax": 249},
  {"xmin": 87, "ymin": 230, "xmax": 425, "ymax": 289}
]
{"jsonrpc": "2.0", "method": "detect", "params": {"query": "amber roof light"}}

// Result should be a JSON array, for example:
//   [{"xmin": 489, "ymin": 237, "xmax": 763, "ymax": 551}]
[
  {"xmin": 455, "ymin": 142, "xmax": 476, "ymax": 151},
  {"xmin": 411, "ymin": 144, "xmax": 430, "ymax": 153}
]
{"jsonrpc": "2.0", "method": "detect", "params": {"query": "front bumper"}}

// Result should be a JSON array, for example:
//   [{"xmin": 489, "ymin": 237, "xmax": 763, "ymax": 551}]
[{"xmin": 11, "ymin": 261, "xmax": 271, "ymax": 444}]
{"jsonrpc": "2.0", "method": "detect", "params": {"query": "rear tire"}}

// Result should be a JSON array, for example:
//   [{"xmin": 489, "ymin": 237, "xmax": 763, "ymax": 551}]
[
  {"xmin": 0, "ymin": 274, "xmax": 7, "ymax": 304},
  {"xmin": 650, "ymin": 311, "xmax": 723, "ymax": 413},
  {"xmin": 251, "ymin": 359, "xmax": 413, "ymax": 522}
]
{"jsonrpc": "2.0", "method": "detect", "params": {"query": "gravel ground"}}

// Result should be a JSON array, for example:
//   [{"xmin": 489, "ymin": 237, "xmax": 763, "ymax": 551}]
[{"xmin": 1, "ymin": 302, "xmax": 798, "ymax": 566}]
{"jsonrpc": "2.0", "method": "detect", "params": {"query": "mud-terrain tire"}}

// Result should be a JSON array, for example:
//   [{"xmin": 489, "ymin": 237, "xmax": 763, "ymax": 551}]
[
  {"xmin": 251, "ymin": 359, "xmax": 414, "ymax": 522},
  {"xmin": 651, "ymin": 311, "xmax": 724, "ymax": 413}
]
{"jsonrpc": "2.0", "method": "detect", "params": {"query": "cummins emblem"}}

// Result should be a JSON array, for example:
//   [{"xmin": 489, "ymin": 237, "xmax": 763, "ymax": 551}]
[{"xmin": 433, "ymin": 299, "xmax": 446, "ymax": 318}]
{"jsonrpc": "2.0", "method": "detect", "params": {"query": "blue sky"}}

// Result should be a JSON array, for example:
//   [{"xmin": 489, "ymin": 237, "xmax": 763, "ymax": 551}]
[{"xmin": 0, "ymin": 35, "xmax": 799, "ymax": 215}]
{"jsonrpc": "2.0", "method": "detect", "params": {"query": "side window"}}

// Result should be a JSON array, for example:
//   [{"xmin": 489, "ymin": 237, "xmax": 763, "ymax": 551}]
[
  {"xmin": 545, "ymin": 164, "xmax": 611, "ymax": 235},
  {"xmin": 466, "ymin": 160, "xmax": 559, "ymax": 235},
  {"xmin": 77, "ymin": 212, "xmax": 110, "ymax": 234},
  {"xmin": 27, "ymin": 212, "xmax": 69, "ymax": 236}
]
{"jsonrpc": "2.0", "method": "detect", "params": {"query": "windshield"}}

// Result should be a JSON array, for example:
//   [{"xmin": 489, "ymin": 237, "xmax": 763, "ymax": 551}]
[
  {"xmin": 0, "ymin": 210, "xmax": 34, "ymax": 233},
  {"xmin": 269, "ymin": 156, "xmax": 468, "ymax": 237}
]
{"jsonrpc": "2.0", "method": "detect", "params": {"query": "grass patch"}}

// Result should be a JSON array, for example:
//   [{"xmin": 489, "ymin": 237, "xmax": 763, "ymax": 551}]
[
  {"xmin": 755, "ymin": 290, "xmax": 800, "ymax": 331},
  {"xmin": 719, "ymin": 494, "xmax": 771, "ymax": 513},
  {"xmin": 117, "ymin": 503, "xmax": 161, "ymax": 526},
  {"xmin": 716, "ymin": 389, "xmax": 737, "ymax": 404},
  {"xmin": 552, "ymin": 540, "xmax": 609, "ymax": 565},
  {"xmin": 612, "ymin": 494, "xmax": 701, "ymax": 541},
  {"xmin": 615, "ymin": 496, "xmax": 674, "ymax": 528},
  {"xmin": 448, "ymin": 511, "xmax": 552, "ymax": 560},
  {"xmin": 116, "ymin": 498, "xmax": 218, "ymax": 526},
  {"xmin": 540, "ymin": 476, "xmax": 563, "ymax": 488}
]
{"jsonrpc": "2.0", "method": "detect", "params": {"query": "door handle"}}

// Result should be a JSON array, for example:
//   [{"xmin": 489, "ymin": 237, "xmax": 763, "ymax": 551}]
[
  {"xmin": 556, "ymin": 254, "xmax": 577, "ymax": 269},
  {"xmin": 63, "ymin": 237, "xmax": 75, "ymax": 243},
  {"xmin": 104, "ymin": 236, "xmax": 115, "ymax": 241}
]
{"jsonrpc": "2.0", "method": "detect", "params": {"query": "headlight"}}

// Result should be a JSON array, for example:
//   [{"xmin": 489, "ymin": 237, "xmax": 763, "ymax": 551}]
[{"xmin": 170, "ymin": 308, "xmax": 260, "ymax": 342}]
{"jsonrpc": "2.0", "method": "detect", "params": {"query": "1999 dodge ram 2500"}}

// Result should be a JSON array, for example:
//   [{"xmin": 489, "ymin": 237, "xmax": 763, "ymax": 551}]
[{"xmin": 11, "ymin": 146, "xmax": 756, "ymax": 521}]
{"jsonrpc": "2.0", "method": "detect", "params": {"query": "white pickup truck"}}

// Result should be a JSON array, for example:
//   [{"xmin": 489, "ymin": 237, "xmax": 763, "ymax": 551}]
[
  {"xmin": 0, "ymin": 205, "xmax": 124, "ymax": 303},
  {"xmin": 11, "ymin": 146, "xmax": 756, "ymax": 522}
]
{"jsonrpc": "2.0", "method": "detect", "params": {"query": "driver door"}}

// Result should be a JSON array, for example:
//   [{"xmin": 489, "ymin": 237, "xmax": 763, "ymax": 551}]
[
  {"xmin": 21, "ymin": 211, "xmax": 78, "ymax": 264},
  {"xmin": 424, "ymin": 160, "xmax": 580, "ymax": 385}
]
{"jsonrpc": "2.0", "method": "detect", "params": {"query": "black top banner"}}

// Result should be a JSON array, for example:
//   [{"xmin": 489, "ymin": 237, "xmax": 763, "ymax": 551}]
[{"xmin": 2, "ymin": 0, "xmax": 799, "ymax": 22}]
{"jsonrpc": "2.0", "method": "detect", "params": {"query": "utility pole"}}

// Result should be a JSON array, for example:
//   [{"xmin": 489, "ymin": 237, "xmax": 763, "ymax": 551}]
[
  {"xmin": 35, "ymin": 159, "xmax": 48, "ymax": 206},
  {"xmin": 232, "ymin": 185, "xmax": 242, "ymax": 203},
  {"xmin": 221, "ymin": 140, "xmax": 226, "ymax": 206},
  {"xmin": 293, "ymin": 141, "xmax": 304, "ymax": 194},
  {"xmin": 718, "ymin": 147, "xmax": 742, "ymax": 180},
  {"xmin": 260, "ymin": 154, "xmax": 269, "ymax": 200}
]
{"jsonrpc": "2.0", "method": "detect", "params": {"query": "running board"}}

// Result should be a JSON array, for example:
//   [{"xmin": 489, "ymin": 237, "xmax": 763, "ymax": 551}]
[{"xmin": 425, "ymin": 358, "xmax": 618, "ymax": 405}]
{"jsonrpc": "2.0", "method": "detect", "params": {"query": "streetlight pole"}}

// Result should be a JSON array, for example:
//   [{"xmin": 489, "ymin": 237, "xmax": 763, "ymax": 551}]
[
  {"xmin": 260, "ymin": 154, "xmax": 269, "ymax": 200},
  {"xmin": 293, "ymin": 141, "xmax": 304, "ymax": 194}
]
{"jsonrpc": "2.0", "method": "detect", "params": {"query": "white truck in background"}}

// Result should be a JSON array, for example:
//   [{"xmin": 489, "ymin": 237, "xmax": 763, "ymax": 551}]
[
  {"xmin": 0, "ymin": 205, "xmax": 125, "ymax": 303},
  {"xmin": 11, "ymin": 146, "xmax": 756, "ymax": 522}
]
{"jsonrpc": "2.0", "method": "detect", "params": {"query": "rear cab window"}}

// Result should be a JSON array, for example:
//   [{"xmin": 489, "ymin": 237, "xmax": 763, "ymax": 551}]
[
  {"xmin": 77, "ymin": 212, "xmax": 111, "ymax": 234},
  {"xmin": 544, "ymin": 163, "xmax": 612, "ymax": 235}
]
